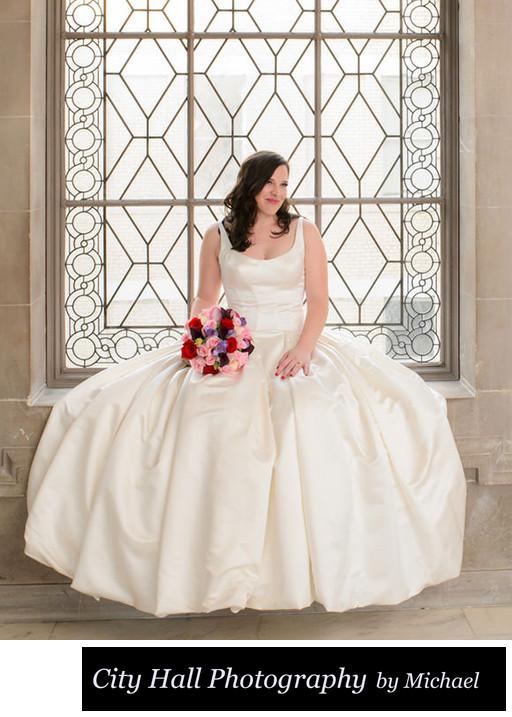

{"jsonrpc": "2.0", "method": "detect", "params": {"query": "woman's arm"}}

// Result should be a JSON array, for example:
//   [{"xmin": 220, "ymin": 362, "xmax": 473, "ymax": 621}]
[
  {"xmin": 188, "ymin": 224, "xmax": 223, "ymax": 320},
  {"xmin": 275, "ymin": 218, "xmax": 329, "ymax": 379},
  {"xmin": 297, "ymin": 218, "xmax": 329, "ymax": 353}
]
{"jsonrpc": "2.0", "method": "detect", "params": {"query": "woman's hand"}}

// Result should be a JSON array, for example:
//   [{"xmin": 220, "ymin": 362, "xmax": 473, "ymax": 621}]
[{"xmin": 275, "ymin": 343, "xmax": 313, "ymax": 379}]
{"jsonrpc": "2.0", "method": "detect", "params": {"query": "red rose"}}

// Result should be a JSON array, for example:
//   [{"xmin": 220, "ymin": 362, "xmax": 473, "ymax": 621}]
[
  {"xmin": 203, "ymin": 364, "xmax": 219, "ymax": 375},
  {"xmin": 188, "ymin": 317, "xmax": 202, "ymax": 330},
  {"xmin": 181, "ymin": 339, "xmax": 198, "ymax": 359},
  {"xmin": 226, "ymin": 337, "xmax": 238, "ymax": 353},
  {"xmin": 220, "ymin": 318, "xmax": 234, "ymax": 329}
]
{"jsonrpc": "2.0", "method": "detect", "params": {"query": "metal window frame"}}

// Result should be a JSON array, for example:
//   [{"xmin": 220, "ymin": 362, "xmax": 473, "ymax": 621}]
[{"xmin": 47, "ymin": 0, "xmax": 459, "ymax": 386}]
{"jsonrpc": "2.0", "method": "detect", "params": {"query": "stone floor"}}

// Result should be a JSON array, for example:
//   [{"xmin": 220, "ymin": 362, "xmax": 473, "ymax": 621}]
[{"xmin": 1, "ymin": 605, "xmax": 512, "ymax": 640}]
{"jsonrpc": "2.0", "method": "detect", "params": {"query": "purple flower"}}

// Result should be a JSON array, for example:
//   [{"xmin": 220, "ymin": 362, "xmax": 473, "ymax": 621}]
[
  {"xmin": 240, "ymin": 317, "xmax": 247, "ymax": 326},
  {"xmin": 213, "ymin": 340, "xmax": 227, "ymax": 355}
]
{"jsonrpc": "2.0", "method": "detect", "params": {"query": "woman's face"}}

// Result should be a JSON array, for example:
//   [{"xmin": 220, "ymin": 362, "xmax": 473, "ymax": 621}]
[{"xmin": 253, "ymin": 164, "xmax": 289, "ymax": 217}]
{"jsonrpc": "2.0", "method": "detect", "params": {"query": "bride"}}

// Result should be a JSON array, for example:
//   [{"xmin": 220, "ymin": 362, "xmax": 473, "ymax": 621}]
[
  {"xmin": 24, "ymin": 150, "xmax": 467, "ymax": 617},
  {"xmin": 196, "ymin": 152, "xmax": 326, "ymax": 380}
]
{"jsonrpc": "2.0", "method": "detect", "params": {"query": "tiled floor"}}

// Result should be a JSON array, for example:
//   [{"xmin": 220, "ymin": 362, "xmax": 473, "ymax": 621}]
[{"xmin": 1, "ymin": 606, "xmax": 512, "ymax": 640}]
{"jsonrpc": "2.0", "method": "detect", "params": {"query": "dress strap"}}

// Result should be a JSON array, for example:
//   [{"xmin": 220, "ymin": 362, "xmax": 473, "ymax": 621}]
[
  {"xmin": 293, "ymin": 215, "xmax": 305, "ymax": 260},
  {"xmin": 298, "ymin": 216, "xmax": 304, "ymax": 254}
]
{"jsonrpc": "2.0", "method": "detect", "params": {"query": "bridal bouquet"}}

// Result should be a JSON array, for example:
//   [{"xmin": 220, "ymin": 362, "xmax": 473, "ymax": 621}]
[{"xmin": 181, "ymin": 305, "xmax": 255, "ymax": 375}]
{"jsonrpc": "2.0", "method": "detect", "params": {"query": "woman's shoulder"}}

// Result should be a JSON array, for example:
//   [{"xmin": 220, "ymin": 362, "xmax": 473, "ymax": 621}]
[
  {"xmin": 202, "ymin": 222, "xmax": 223, "ymax": 256},
  {"xmin": 205, "ymin": 217, "xmax": 232, "ymax": 238},
  {"xmin": 298, "ymin": 216, "xmax": 322, "ymax": 239},
  {"xmin": 203, "ymin": 217, "xmax": 221, "ymax": 231},
  {"xmin": 298, "ymin": 217, "xmax": 324, "ymax": 263},
  {"xmin": 289, "ymin": 214, "xmax": 316, "ymax": 227},
  {"xmin": 204, "ymin": 219, "xmax": 225, "ymax": 237}
]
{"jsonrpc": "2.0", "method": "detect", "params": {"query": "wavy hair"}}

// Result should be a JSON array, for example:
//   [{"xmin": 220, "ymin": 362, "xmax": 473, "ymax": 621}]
[{"xmin": 223, "ymin": 151, "xmax": 297, "ymax": 252}]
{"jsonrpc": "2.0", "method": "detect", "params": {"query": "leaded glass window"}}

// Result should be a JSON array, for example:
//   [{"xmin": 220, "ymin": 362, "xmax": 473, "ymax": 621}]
[{"xmin": 48, "ymin": 0, "xmax": 458, "ymax": 385}]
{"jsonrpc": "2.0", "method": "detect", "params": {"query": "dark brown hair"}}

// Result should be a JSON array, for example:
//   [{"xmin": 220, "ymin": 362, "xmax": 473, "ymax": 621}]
[{"xmin": 223, "ymin": 150, "xmax": 297, "ymax": 252}]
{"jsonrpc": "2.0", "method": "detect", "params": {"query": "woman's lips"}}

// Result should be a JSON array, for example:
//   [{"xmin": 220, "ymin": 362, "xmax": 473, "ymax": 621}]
[{"xmin": 267, "ymin": 199, "xmax": 280, "ymax": 204}]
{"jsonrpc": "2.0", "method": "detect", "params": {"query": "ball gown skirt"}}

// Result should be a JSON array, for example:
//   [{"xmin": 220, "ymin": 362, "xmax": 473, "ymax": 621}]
[{"xmin": 24, "ymin": 217, "xmax": 467, "ymax": 617}]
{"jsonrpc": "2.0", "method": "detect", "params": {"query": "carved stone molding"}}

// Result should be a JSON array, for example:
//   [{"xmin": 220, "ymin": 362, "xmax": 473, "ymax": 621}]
[
  {"xmin": 456, "ymin": 436, "xmax": 512, "ymax": 485},
  {"xmin": 0, "ymin": 447, "xmax": 35, "ymax": 497}
]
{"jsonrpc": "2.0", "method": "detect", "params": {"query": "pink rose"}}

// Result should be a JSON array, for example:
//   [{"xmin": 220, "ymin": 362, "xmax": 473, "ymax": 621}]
[
  {"xmin": 190, "ymin": 357, "xmax": 205, "ymax": 372},
  {"xmin": 205, "ymin": 336, "xmax": 220, "ymax": 350},
  {"xmin": 237, "ymin": 351, "xmax": 249, "ymax": 367}
]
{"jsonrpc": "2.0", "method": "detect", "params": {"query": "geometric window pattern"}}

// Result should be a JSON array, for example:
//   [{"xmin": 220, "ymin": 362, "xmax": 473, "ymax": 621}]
[{"xmin": 63, "ymin": 0, "xmax": 443, "ymax": 368}]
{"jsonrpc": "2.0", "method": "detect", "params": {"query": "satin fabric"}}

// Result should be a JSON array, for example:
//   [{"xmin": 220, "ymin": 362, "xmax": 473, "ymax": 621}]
[{"xmin": 24, "ymin": 217, "xmax": 466, "ymax": 616}]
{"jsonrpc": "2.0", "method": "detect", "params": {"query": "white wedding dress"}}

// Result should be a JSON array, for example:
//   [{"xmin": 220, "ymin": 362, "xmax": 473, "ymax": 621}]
[{"xmin": 24, "ymin": 217, "xmax": 466, "ymax": 617}]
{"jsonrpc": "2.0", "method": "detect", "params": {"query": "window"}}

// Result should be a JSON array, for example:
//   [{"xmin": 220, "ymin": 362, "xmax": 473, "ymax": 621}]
[{"xmin": 47, "ymin": 0, "xmax": 458, "ymax": 385}]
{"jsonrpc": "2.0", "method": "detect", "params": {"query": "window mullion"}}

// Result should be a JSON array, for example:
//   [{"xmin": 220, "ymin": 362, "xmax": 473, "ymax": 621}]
[
  {"xmin": 187, "ymin": 0, "xmax": 195, "ymax": 317},
  {"xmin": 314, "ymin": 0, "xmax": 321, "ymax": 233}
]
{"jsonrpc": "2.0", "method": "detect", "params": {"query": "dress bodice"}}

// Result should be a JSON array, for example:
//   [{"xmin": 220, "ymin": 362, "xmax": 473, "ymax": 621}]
[{"xmin": 218, "ymin": 216, "xmax": 306, "ymax": 333}]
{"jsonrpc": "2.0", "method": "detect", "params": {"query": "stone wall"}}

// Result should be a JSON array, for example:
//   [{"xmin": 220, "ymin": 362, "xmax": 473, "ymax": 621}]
[
  {"xmin": 446, "ymin": 0, "xmax": 512, "ymax": 605},
  {"xmin": 0, "ymin": 0, "xmax": 511, "ymax": 621},
  {"xmin": 0, "ymin": 0, "xmax": 58, "ymax": 606}
]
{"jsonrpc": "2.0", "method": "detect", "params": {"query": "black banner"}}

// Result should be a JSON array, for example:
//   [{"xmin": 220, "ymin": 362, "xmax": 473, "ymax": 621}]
[{"xmin": 82, "ymin": 646, "xmax": 506, "ymax": 712}]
